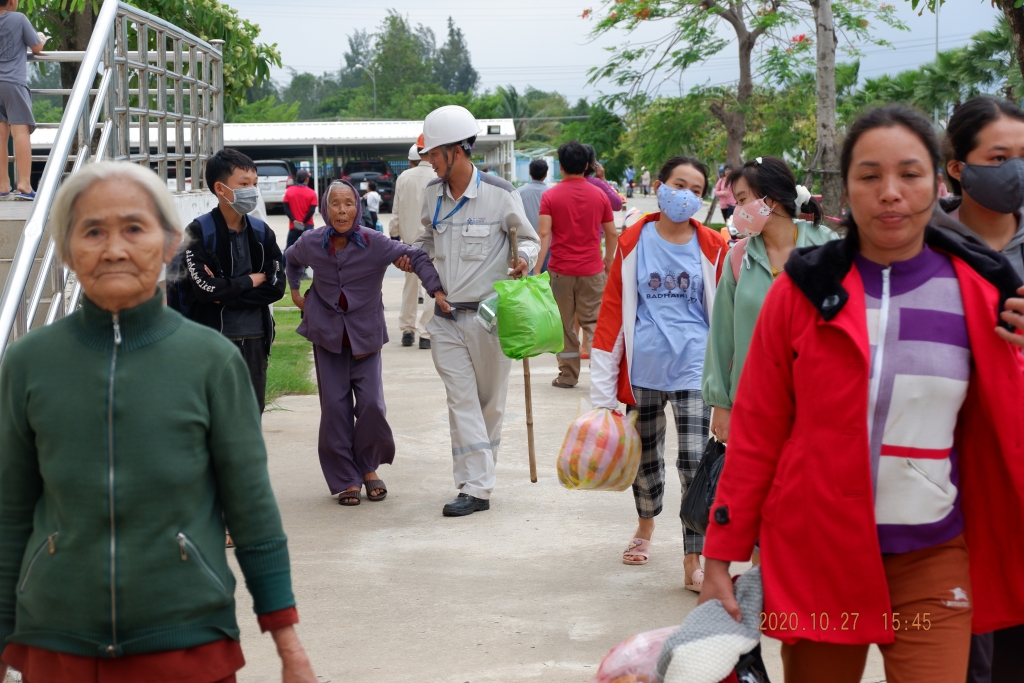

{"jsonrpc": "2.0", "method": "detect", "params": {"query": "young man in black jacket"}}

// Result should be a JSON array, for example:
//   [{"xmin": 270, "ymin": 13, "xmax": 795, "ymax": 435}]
[{"xmin": 183, "ymin": 149, "xmax": 286, "ymax": 412}]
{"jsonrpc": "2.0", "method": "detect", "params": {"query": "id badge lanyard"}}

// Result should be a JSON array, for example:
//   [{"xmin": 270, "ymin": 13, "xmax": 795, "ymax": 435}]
[{"xmin": 432, "ymin": 170, "xmax": 481, "ymax": 229}]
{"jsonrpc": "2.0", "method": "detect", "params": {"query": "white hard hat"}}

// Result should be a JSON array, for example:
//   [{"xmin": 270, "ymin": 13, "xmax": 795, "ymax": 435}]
[
  {"xmin": 420, "ymin": 105, "xmax": 481, "ymax": 154},
  {"xmin": 408, "ymin": 143, "xmax": 421, "ymax": 161}
]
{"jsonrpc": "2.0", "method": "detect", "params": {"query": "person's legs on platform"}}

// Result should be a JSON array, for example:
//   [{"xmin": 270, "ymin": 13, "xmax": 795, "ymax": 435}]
[
  {"xmin": 0, "ymin": 122, "xmax": 10, "ymax": 194},
  {"xmin": 549, "ymin": 270, "xmax": 581, "ymax": 387},
  {"xmin": 9, "ymin": 124, "xmax": 33, "ymax": 195}
]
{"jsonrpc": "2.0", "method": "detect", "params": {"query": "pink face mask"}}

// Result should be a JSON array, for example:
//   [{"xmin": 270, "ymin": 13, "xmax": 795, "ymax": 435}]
[{"xmin": 732, "ymin": 196, "xmax": 774, "ymax": 237}]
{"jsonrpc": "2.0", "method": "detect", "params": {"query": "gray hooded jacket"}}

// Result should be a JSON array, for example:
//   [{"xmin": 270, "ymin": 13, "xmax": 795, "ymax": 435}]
[{"xmin": 932, "ymin": 198, "xmax": 1024, "ymax": 280}]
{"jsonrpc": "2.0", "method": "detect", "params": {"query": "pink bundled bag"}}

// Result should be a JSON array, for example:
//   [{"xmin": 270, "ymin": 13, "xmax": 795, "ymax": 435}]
[
  {"xmin": 557, "ymin": 401, "xmax": 642, "ymax": 492},
  {"xmin": 589, "ymin": 626, "xmax": 675, "ymax": 683}
]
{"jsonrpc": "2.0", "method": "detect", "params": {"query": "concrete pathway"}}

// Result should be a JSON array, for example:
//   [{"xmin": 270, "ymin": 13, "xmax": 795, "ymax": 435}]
[{"xmin": 228, "ymin": 272, "xmax": 886, "ymax": 682}]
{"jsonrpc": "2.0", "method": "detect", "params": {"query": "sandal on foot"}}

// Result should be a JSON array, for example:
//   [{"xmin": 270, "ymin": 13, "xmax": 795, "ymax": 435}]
[
  {"xmin": 685, "ymin": 568, "xmax": 705, "ymax": 592},
  {"xmin": 622, "ymin": 538, "xmax": 650, "ymax": 565},
  {"xmin": 338, "ymin": 488, "xmax": 361, "ymax": 506},
  {"xmin": 364, "ymin": 479, "xmax": 387, "ymax": 502}
]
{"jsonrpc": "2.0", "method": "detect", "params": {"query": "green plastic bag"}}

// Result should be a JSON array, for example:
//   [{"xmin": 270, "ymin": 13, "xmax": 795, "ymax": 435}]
[{"xmin": 492, "ymin": 272, "xmax": 564, "ymax": 360}]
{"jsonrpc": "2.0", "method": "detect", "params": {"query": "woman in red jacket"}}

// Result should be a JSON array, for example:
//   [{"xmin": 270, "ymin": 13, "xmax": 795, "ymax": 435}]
[{"xmin": 699, "ymin": 105, "xmax": 1024, "ymax": 683}]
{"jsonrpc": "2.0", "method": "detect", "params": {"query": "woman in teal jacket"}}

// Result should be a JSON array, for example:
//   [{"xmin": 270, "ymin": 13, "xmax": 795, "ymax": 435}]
[
  {"xmin": 702, "ymin": 157, "xmax": 837, "ymax": 443},
  {"xmin": 0, "ymin": 162, "xmax": 316, "ymax": 683}
]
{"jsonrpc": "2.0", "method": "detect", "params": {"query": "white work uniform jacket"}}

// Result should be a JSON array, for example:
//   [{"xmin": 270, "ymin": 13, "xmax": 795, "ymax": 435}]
[
  {"xmin": 415, "ymin": 169, "xmax": 540, "ymax": 304},
  {"xmin": 389, "ymin": 163, "xmax": 437, "ymax": 244}
]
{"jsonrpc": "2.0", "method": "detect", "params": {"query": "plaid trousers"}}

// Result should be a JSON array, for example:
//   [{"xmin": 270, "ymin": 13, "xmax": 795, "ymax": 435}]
[{"xmin": 627, "ymin": 386, "xmax": 711, "ymax": 554}]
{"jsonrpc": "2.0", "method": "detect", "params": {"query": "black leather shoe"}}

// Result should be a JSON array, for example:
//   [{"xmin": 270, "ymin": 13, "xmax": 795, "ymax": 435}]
[
  {"xmin": 401, "ymin": 332, "xmax": 414, "ymax": 347},
  {"xmin": 442, "ymin": 493, "xmax": 489, "ymax": 517},
  {"xmin": 419, "ymin": 338, "xmax": 431, "ymax": 350}
]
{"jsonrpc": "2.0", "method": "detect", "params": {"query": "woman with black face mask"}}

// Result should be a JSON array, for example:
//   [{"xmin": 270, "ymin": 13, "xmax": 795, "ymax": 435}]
[
  {"xmin": 934, "ymin": 96, "xmax": 1024, "ymax": 279},
  {"xmin": 931, "ymin": 96, "xmax": 1024, "ymax": 683}
]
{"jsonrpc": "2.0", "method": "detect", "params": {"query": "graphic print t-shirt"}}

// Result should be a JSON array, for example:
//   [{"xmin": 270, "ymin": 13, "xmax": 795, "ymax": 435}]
[{"xmin": 631, "ymin": 223, "xmax": 708, "ymax": 391}]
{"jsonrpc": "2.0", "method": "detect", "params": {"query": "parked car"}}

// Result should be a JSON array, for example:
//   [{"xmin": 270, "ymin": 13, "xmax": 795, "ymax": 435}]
[
  {"xmin": 255, "ymin": 159, "xmax": 295, "ymax": 207},
  {"xmin": 340, "ymin": 159, "xmax": 395, "ymax": 212}
]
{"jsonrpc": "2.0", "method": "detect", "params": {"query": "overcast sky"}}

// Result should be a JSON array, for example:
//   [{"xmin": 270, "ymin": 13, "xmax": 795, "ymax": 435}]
[{"xmin": 226, "ymin": 0, "xmax": 1002, "ymax": 104}]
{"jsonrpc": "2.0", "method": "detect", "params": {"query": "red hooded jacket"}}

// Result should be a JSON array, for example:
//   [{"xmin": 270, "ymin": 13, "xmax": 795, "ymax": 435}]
[{"xmin": 704, "ymin": 229, "xmax": 1024, "ymax": 645}]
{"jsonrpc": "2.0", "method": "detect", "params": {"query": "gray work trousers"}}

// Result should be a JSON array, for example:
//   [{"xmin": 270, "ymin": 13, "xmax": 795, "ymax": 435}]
[{"xmin": 428, "ymin": 312, "xmax": 511, "ymax": 499}]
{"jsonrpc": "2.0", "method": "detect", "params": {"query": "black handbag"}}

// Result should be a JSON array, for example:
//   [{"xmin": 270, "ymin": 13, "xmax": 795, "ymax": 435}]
[{"xmin": 679, "ymin": 437, "xmax": 727, "ymax": 536}]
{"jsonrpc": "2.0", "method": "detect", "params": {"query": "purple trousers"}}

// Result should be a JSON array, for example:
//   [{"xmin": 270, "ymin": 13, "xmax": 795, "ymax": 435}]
[{"xmin": 312, "ymin": 345, "xmax": 395, "ymax": 494}]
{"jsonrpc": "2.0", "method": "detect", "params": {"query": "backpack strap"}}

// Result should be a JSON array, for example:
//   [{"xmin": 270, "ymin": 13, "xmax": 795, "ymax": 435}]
[
  {"xmin": 730, "ymin": 237, "xmax": 749, "ymax": 282},
  {"xmin": 196, "ymin": 212, "xmax": 218, "ymax": 252},
  {"xmin": 247, "ymin": 215, "xmax": 269, "ymax": 245}
]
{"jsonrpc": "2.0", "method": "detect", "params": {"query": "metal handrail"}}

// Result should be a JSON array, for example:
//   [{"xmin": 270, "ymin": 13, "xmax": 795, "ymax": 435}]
[{"xmin": 0, "ymin": 0, "xmax": 223, "ymax": 358}]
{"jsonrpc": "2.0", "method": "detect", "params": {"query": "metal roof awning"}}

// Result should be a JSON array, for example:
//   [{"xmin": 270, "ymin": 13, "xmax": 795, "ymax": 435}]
[{"xmin": 28, "ymin": 118, "xmax": 517, "ymax": 157}]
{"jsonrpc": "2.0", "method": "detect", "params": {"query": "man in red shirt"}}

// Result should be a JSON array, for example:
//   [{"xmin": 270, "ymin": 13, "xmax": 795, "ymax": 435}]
[
  {"xmin": 534, "ymin": 140, "xmax": 617, "ymax": 389},
  {"xmin": 283, "ymin": 169, "xmax": 318, "ymax": 252}
]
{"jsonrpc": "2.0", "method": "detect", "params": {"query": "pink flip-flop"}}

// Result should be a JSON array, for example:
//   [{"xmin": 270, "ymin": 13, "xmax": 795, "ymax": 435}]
[
  {"xmin": 622, "ymin": 538, "xmax": 650, "ymax": 565},
  {"xmin": 685, "ymin": 568, "xmax": 705, "ymax": 592}
]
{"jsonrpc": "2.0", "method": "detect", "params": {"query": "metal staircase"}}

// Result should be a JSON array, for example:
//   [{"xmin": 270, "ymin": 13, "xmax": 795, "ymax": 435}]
[{"xmin": 0, "ymin": 0, "xmax": 223, "ymax": 360}]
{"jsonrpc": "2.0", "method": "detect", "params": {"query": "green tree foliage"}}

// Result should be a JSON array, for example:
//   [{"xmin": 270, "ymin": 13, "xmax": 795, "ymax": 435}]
[
  {"xmin": 370, "ymin": 11, "xmax": 437, "ymax": 112},
  {"xmin": 434, "ymin": 18, "xmax": 479, "ymax": 95},
  {"xmin": 231, "ymin": 96, "xmax": 299, "ymax": 123},
  {"xmin": 586, "ymin": 0, "xmax": 905, "ymax": 166},
  {"xmin": 561, "ymin": 103, "xmax": 629, "ymax": 181},
  {"xmin": 21, "ymin": 0, "xmax": 282, "ymax": 118},
  {"xmin": 623, "ymin": 17, "xmax": 1020, "ymax": 189},
  {"xmin": 280, "ymin": 12, "xmax": 484, "ymax": 121}
]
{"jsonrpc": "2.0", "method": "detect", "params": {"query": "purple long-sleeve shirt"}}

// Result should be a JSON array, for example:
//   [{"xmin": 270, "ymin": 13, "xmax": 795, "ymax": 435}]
[
  {"xmin": 586, "ymin": 176, "xmax": 623, "ymax": 211},
  {"xmin": 285, "ymin": 226, "xmax": 443, "ymax": 355}
]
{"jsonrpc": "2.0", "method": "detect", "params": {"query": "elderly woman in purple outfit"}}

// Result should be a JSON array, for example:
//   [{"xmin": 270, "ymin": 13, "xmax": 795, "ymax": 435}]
[{"xmin": 285, "ymin": 179, "xmax": 449, "ymax": 506}]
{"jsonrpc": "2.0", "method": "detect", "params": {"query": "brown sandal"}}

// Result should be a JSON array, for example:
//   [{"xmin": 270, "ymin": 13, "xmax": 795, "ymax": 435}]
[
  {"xmin": 364, "ymin": 479, "xmax": 387, "ymax": 502},
  {"xmin": 338, "ymin": 487, "xmax": 361, "ymax": 506}
]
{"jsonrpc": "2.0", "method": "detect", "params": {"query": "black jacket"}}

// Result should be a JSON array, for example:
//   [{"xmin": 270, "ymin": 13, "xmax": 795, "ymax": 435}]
[{"xmin": 182, "ymin": 207, "xmax": 286, "ymax": 353}]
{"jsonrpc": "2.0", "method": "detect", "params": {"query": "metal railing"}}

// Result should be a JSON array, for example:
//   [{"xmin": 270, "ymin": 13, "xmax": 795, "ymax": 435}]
[{"xmin": 0, "ymin": 0, "xmax": 223, "ymax": 359}]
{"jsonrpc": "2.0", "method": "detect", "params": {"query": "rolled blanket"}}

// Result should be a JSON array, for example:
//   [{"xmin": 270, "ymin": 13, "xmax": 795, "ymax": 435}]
[{"xmin": 656, "ymin": 567, "xmax": 763, "ymax": 683}]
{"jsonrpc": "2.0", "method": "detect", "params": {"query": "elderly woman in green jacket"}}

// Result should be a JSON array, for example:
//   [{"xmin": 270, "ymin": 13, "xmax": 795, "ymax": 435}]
[
  {"xmin": 0, "ymin": 162, "xmax": 316, "ymax": 683},
  {"xmin": 702, "ymin": 156, "xmax": 837, "ymax": 443}
]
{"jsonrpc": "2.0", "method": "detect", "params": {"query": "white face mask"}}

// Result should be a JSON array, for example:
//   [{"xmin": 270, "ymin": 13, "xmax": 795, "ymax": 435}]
[{"xmin": 221, "ymin": 184, "xmax": 259, "ymax": 215}]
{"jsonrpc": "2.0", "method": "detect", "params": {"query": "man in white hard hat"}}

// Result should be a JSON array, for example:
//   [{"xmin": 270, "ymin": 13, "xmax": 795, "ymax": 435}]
[
  {"xmin": 390, "ymin": 136, "xmax": 437, "ymax": 349},
  {"xmin": 402, "ymin": 105, "xmax": 539, "ymax": 517}
]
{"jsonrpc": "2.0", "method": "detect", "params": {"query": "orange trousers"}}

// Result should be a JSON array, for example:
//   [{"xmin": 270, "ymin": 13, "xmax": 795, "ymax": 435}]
[{"xmin": 782, "ymin": 535, "xmax": 973, "ymax": 683}]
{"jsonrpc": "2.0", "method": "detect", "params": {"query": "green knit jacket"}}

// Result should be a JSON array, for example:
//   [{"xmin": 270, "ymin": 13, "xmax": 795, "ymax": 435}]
[
  {"xmin": 0, "ymin": 292, "xmax": 294, "ymax": 658},
  {"xmin": 701, "ymin": 220, "xmax": 838, "ymax": 409}
]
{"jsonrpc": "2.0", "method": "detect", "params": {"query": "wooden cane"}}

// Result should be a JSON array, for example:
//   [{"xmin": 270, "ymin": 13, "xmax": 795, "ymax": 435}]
[{"xmin": 510, "ymin": 226, "xmax": 538, "ymax": 483}]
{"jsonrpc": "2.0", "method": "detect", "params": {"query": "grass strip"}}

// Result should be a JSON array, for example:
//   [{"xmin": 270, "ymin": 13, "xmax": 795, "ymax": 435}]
[{"xmin": 266, "ymin": 309, "xmax": 316, "ymax": 404}]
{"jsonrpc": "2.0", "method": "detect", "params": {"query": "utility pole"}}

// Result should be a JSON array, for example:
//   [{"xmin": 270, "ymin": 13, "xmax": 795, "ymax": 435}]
[{"xmin": 355, "ymin": 63, "xmax": 377, "ymax": 118}]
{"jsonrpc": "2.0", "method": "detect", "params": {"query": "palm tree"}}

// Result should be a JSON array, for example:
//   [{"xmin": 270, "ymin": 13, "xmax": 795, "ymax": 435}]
[{"xmin": 497, "ymin": 86, "xmax": 531, "ymax": 140}]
